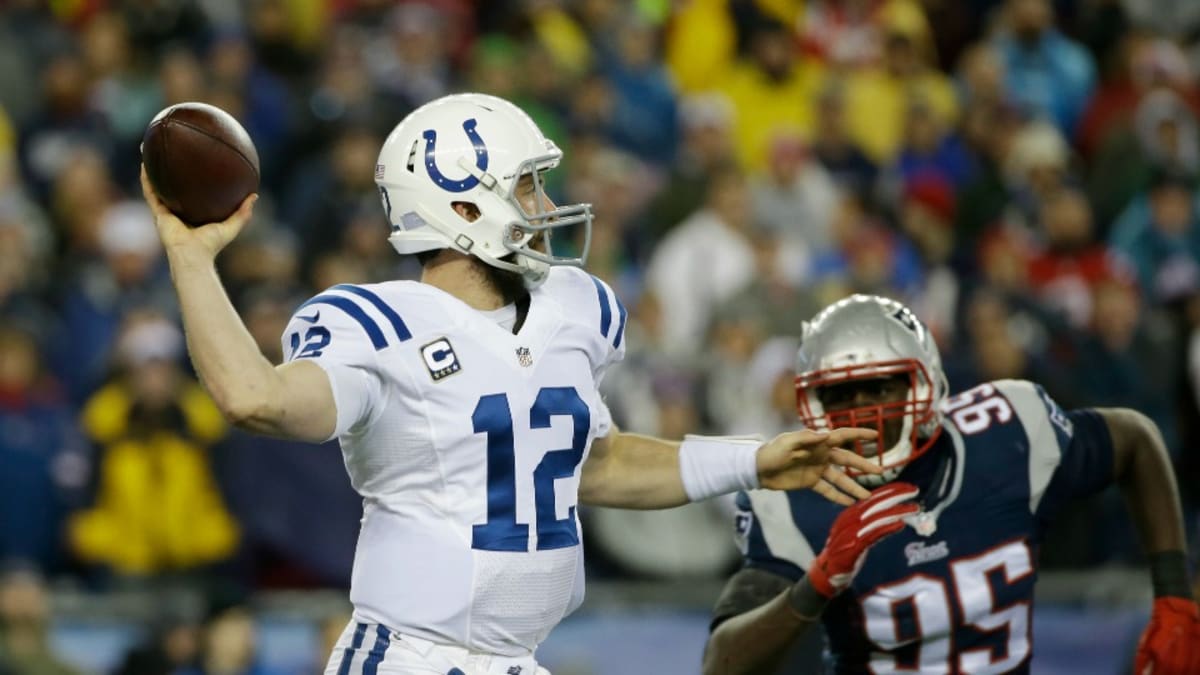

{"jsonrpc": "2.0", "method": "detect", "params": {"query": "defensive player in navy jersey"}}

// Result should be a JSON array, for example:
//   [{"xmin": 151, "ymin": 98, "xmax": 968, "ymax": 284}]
[{"xmin": 703, "ymin": 294, "xmax": 1200, "ymax": 674}]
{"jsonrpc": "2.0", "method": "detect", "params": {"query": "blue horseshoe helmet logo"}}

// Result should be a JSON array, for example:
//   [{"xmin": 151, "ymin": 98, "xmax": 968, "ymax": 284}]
[{"xmin": 422, "ymin": 119, "xmax": 489, "ymax": 193}]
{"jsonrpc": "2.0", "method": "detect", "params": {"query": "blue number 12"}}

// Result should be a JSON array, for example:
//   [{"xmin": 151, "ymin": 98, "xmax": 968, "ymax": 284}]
[{"xmin": 471, "ymin": 387, "xmax": 590, "ymax": 552}]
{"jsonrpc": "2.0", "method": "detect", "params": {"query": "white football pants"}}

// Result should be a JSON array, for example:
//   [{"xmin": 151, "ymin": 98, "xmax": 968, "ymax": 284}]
[{"xmin": 325, "ymin": 621, "xmax": 552, "ymax": 675}]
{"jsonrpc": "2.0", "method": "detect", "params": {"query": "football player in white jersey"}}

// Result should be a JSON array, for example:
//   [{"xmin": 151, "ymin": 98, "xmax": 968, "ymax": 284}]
[{"xmin": 139, "ymin": 93, "xmax": 883, "ymax": 675}]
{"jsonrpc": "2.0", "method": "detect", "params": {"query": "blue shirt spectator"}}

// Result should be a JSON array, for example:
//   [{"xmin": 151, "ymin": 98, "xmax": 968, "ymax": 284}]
[
  {"xmin": 1109, "ymin": 170, "xmax": 1200, "ymax": 304},
  {"xmin": 0, "ymin": 325, "xmax": 88, "ymax": 574},
  {"xmin": 993, "ymin": 0, "xmax": 1096, "ymax": 135}
]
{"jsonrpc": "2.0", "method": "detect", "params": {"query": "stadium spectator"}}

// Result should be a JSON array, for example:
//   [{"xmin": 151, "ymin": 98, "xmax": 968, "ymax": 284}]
[
  {"xmin": 899, "ymin": 173, "xmax": 959, "ymax": 344},
  {"xmin": 1028, "ymin": 188, "xmax": 1130, "ymax": 328},
  {"xmin": 646, "ymin": 166, "xmax": 758, "ymax": 357},
  {"xmin": 1110, "ymin": 167, "xmax": 1200, "ymax": 305},
  {"xmin": 113, "ymin": 609, "xmax": 201, "ymax": 675},
  {"xmin": 810, "ymin": 82, "xmax": 879, "ymax": 197},
  {"xmin": 0, "ymin": 565, "xmax": 80, "ymax": 675},
  {"xmin": 751, "ymin": 133, "xmax": 839, "ymax": 255},
  {"xmin": 797, "ymin": 0, "xmax": 934, "ymax": 70},
  {"xmin": 594, "ymin": 16, "xmax": 678, "ymax": 166},
  {"xmin": 718, "ymin": 18, "xmax": 825, "ymax": 172},
  {"xmin": 176, "ymin": 604, "xmax": 282, "ymax": 675},
  {"xmin": 891, "ymin": 97, "xmax": 974, "ymax": 189},
  {"xmin": 642, "ymin": 93, "xmax": 737, "ymax": 244},
  {"xmin": 68, "ymin": 313, "xmax": 238, "ymax": 580},
  {"xmin": 841, "ymin": 19, "xmax": 958, "ymax": 164},
  {"xmin": 993, "ymin": 0, "xmax": 1097, "ymax": 135},
  {"xmin": 1090, "ymin": 87, "xmax": 1200, "ymax": 229},
  {"xmin": 56, "ymin": 198, "xmax": 173, "ymax": 401},
  {"xmin": 0, "ymin": 324, "xmax": 87, "ymax": 575}
]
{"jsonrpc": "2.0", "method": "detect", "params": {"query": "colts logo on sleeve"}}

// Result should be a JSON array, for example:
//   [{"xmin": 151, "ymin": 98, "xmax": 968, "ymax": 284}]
[{"xmin": 421, "ymin": 338, "xmax": 461, "ymax": 381}]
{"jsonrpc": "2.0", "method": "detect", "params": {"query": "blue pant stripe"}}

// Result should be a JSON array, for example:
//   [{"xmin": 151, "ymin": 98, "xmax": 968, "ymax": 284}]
[
  {"xmin": 361, "ymin": 624, "xmax": 391, "ymax": 675},
  {"xmin": 590, "ymin": 275, "xmax": 612, "ymax": 338},
  {"xmin": 335, "ymin": 622, "xmax": 368, "ymax": 675},
  {"xmin": 298, "ymin": 295, "xmax": 388, "ymax": 350},
  {"xmin": 334, "ymin": 284, "xmax": 413, "ymax": 342},
  {"xmin": 613, "ymin": 296, "xmax": 628, "ymax": 349}
]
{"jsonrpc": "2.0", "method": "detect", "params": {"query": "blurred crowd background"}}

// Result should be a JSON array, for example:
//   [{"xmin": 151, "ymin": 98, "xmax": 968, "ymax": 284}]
[{"xmin": 1, "ymin": 0, "xmax": 1200, "ymax": 672}]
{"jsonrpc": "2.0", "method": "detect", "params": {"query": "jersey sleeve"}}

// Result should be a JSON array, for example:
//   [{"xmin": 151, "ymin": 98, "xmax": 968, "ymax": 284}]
[
  {"xmin": 280, "ymin": 286, "xmax": 398, "ymax": 440},
  {"xmin": 992, "ymin": 380, "xmax": 1115, "ymax": 522},
  {"xmin": 585, "ymin": 273, "xmax": 628, "ymax": 375},
  {"xmin": 732, "ymin": 490, "xmax": 822, "ymax": 582},
  {"xmin": 558, "ymin": 269, "xmax": 626, "ymax": 438}
]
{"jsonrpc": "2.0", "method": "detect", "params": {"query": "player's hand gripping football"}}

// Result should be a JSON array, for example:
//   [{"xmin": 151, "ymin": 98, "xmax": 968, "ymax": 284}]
[
  {"xmin": 805, "ymin": 482, "xmax": 920, "ymax": 597},
  {"xmin": 1134, "ymin": 596, "xmax": 1200, "ymax": 675},
  {"xmin": 756, "ymin": 428, "xmax": 882, "ymax": 505},
  {"xmin": 140, "ymin": 164, "xmax": 257, "ymax": 262}
]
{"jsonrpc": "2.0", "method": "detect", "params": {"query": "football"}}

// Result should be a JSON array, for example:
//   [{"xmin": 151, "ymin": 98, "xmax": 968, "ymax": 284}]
[{"xmin": 141, "ymin": 102, "xmax": 260, "ymax": 227}]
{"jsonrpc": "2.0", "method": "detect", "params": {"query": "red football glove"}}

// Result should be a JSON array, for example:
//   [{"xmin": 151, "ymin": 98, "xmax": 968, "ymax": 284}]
[
  {"xmin": 806, "ymin": 482, "xmax": 920, "ymax": 598},
  {"xmin": 1135, "ymin": 597, "xmax": 1200, "ymax": 675}
]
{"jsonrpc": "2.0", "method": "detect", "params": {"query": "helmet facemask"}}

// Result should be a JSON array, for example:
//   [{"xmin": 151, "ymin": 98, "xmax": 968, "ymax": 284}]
[
  {"xmin": 500, "ymin": 156, "xmax": 592, "ymax": 271},
  {"xmin": 796, "ymin": 358, "xmax": 943, "ymax": 486}
]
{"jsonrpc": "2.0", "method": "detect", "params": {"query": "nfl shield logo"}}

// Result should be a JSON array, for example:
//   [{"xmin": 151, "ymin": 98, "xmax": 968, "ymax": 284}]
[{"xmin": 516, "ymin": 347, "xmax": 533, "ymax": 367}]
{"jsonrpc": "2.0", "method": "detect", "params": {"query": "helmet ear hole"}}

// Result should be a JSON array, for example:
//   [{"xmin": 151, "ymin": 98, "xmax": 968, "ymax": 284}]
[{"xmin": 451, "ymin": 201, "xmax": 481, "ymax": 222}]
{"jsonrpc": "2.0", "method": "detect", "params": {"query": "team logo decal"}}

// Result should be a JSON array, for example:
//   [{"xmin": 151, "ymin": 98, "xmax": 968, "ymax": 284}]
[
  {"xmin": 421, "ymin": 338, "xmax": 461, "ymax": 381},
  {"xmin": 516, "ymin": 346, "xmax": 533, "ymax": 367},
  {"xmin": 905, "ymin": 540, "xmax": 950, "ymax": 566},
  {"xmin": 422, "ymin": 118, "xmax": 489, "ymax": 193}
]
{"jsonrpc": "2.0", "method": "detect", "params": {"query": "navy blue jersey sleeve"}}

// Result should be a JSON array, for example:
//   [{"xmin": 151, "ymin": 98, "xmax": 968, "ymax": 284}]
[
  {"xmin": 732, "ymin": 490, "xmax": 835, "ymax": 582},
  {"xmin": 1034, "ymin": 408, "xmax": 1115, "ymax": 521},
  {"xmin": 992, "ymin": 380, "xmax": 1115, "ymax": 523}
]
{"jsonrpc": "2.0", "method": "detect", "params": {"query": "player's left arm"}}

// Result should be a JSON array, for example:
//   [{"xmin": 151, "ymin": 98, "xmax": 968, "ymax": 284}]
[
  {"xmin": 577, "ymin": 426, "xmax": 882, "ymax": 509},
  {"xmin": 1099, "ymin": 408, "xmax": 1200, "ymax": 675}
]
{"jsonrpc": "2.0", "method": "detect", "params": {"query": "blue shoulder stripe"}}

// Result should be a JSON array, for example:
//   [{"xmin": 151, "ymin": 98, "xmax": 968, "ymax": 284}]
[
  {"xmin": 298, "ymin": 294, "xmax": 388, "ymax": 350},
  {"xmin": 613, "ymin": 296, "xmax": 628, "ymax": 349},
  {"xmin": 334, "ymin": 284, "xmax": 412, "ymax": 342},
  {"xmin": 590, "ymin": 275, "xmax": 612, "ymax": 338},
  {"xmin": 361, "ymin": 624, "xmax": 391, "ymax": 675},
  {"xmin": 334, "ymin": 622, "xmax": 367, "ymax": 675}
]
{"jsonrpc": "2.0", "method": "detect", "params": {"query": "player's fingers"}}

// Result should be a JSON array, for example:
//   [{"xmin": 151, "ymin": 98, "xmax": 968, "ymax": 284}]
[
  {"xmin": 139, "ymin": 164, "xmax": 170, "ymax": 217},
  {"xmin": 823, "ymin": 427, "xmax": 878, "ymax": 448},
  {"xmin": 212, "ymin": 193, "xmax": 258, "ymax": 240},
  {"xmin": 811, "ymin": 479, "xmax": 855, "ymax": 506},
  {"xmin": 823, "ymin": 465, "xmax": 871, "ymax": 501},
  {"xmin": 828, "ymin": 448, "xmax": 883, "ymax": 475}
]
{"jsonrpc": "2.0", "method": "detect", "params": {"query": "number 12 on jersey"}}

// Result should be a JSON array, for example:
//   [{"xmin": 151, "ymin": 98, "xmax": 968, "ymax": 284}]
[{"xmin": 471, "ymin": 387, "xmax": 590, "ymax": 552}]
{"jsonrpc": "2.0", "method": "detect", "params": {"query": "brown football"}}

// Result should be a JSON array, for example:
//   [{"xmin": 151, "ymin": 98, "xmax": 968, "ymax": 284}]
[{"xmin": 142, "ymin": 102, "xmax": 260, "ymax": 227}]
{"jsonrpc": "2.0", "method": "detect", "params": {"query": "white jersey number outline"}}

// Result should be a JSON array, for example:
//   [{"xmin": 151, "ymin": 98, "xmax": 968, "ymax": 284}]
[{"xmin": 861, "ymin": 540, "xmax": 1033, "ymax": 674}]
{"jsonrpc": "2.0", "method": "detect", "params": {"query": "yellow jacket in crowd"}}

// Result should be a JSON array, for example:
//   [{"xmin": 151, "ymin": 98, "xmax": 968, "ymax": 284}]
[{"xmin": 69, "ymin": 381, "xmax": 238, "ymax": 576}]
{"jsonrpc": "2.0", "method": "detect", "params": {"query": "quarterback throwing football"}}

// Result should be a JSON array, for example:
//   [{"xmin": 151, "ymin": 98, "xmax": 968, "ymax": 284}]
[{"xmin": 141, "ymin": 93, "xmax": 882, "ymax": 675}]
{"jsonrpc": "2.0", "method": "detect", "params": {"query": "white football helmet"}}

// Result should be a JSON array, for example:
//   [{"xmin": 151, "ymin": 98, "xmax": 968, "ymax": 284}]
[
  {"xmin": 794, "ymin": 295, "xmax": 949, "ymax": 486},
  {"xmin": 375, "ymin": 93, "xmax": 592, "ymax": 285}
]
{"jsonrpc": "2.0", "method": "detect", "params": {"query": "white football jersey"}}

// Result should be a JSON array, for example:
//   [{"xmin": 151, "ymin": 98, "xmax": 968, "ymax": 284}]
[{"xmin": 280, "ymin": 266, "xmax": 627, "ymax": 657}]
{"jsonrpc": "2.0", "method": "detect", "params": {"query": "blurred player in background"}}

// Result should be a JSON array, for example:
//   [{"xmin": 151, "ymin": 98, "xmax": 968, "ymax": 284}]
[
  {"xmin": 703, "ymin": 294, "xmax": 1200, "ymax": 674},
  {"xmin": 139, "ymin": 92, "xmax": 883, "ymax": 675}
]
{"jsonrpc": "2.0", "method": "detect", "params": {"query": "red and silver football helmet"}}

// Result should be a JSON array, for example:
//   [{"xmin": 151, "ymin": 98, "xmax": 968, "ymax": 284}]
[{"xmin": 795, "ymin": 295, "xmax": 949, "ymax": 486}]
